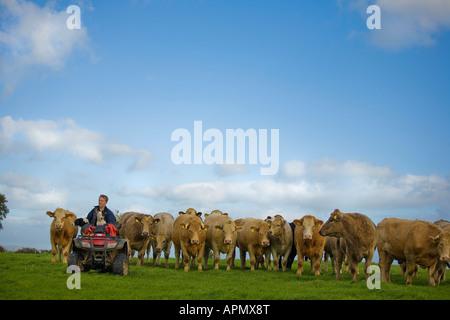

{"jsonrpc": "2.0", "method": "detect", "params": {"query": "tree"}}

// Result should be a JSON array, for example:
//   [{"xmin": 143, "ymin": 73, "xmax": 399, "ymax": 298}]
[{"xmin": 0, "ymin": 193, "xmax": 9, "ymax": 230}]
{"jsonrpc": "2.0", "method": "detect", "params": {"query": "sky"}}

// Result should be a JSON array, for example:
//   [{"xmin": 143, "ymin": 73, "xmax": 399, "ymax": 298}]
[{"xmin": 0, "ymin": 0, "xmax": 449, "ymax": 251}]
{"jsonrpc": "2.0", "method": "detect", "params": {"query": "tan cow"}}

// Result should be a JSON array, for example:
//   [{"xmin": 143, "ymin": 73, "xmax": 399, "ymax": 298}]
[
  {"xmin": 319, "ymin": 209, "xmax": 377, "ymax": 281},
  {"xmin": 377, "ymin": 218, "xmax": 419, "ymax": 282},
  {"xmin": 46, "ymin": 208, "xmax": 78, "ymax": 263},
  {"xmin": 236, "ymin": 218, "xmax": 271, "ymax": 271},
  {"xmin": 149, "ymin": 212, "xmax": 174, "ymax": 268},
  {"xmin": 434, "ymin": 224, "xmax": 450, "ymax": 284},
  {"xmin": 294, "ymin": 215, "xmax": 325, "ymax": 276},
  {"xmin": 173, "ymin": 214, "xmax": 208, "ymax": 271},
  {"xmin": 203, "ymin": 214, "xmax": 240, "ymax": 270},
  {"xmin": 404, "ymin": 220, "xmax": 450, "ymax": 286},
  {"xmin": 266, "ymin": 215, "xmax": 293, "ymax": 271},
  {"xmin": 118, "ymin": 212, "xmax": 153, "ymax": 266}
]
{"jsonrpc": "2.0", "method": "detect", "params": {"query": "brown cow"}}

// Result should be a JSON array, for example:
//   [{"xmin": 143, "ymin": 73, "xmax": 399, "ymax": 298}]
[
  {"xmin": 434, "ymin": 224, "xmax": 450, "ymax": 284},
  {"xmin": 118, "ymin": 212, "xmax": 153, "ymax": 266},
  {"xmin": 266, "ymin": 215, "xmax": 293, "ymax": 271},
  {"xmin": 293, "ymin": 215, "xmax": 325, "ymax": 276},
  {"xmin": 46, "ymin": 208, "xmax": 78, "ymax": 263},
  {"xmin": 173, "ymin": 214, "xmax": 208, "ymax": 271},
  {"xmin": 404, "ymin": 220, "xmax": 450, "ymax": 286},
  {"xmin": 377, "ymin": 218, "xmax": 418, "ymax": 282},
  {"xmin": 319, "ymin": 209, "xmax": 377, "ymax": 281},
  {"xmin": 204, "ymin": 214, "xmax": 240, "ymax": 270},
  {"xmin": 236, "ymin": 218, "xmax": 271, "ymax": 271},
  {"xmin": 149, "ymin": 212, "xmax": 174, "ymax": 268},
  {"xmin": 178, "ymin": 208, "xmax": 202, "ymax": 217}
]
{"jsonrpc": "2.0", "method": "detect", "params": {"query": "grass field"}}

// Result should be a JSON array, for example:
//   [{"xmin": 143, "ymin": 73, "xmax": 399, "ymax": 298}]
[{"xmin": 0, "ymin": 252, "xmax": 449, "ymax": 300}]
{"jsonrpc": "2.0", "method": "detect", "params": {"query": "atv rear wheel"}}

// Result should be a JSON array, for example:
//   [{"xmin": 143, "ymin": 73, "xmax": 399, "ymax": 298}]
[{"xmin": 112, "ymin": 253, "xmax": 129, "ymax": 276}]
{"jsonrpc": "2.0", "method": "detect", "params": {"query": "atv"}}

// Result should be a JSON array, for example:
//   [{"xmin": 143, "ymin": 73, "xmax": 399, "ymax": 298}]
[{"xmin": 68, "ymin": 225, "xmax": 129, "ymax": 276}]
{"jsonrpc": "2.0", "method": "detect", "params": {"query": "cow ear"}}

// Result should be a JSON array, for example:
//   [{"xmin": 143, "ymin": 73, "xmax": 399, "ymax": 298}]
[
  {"xmin": 316, "ymin": 219, "xmax": 323, "ymax": 227},
  {"xmin": 203, "ymin": 224, "xmax": 209, "ymax": 231},
  {"xmin": 293, "ymin": 219, "xmax": 301, "ymax": 226},
  {"xmin": 65, "ymin": 212, "xmax": 76, "ymax": 220},
  {"xmin": 204, "ymin": 213, "xmax": 210, "ymax": 218},
  {"xmin": 215, "ymin": 225, "xmax": 223, "ymax": 231},
  {"xmin": 46, "ymin": 211, "xmax": 55, "ymax": 217},
  {"xmin": 153, "ymin": 218, "xmax": 160, "ymax": 225},
  {"xmin": 223, "ymin": 212, "xmax": 228, "ymax": 216},
  {"xmin": 250, "ymin": 226, "xmax": 259, "ymax": 233},
  {"xmin": 236, "ymin": 226, "xmax": 243, "ymax": 232},
  {"xmin": 135, "ymin": 217, "xmax": 141, "ymax": 223},
  {"xmin": 178, "ymin": 211, "xmax": 185, "ymax": 216},
  {"xmin": 180, "ymin": 223, "xmax": 186, "ymax": 229},
  {"xmin": 197, "ymin": 212, "xmax": 202, "ymax": 217}
]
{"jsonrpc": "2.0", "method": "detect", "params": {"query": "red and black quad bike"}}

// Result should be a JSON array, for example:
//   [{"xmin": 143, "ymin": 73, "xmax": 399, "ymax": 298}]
[{"xmin": 68, "ymin": 225, "xmax": 129, "ymax": 276}]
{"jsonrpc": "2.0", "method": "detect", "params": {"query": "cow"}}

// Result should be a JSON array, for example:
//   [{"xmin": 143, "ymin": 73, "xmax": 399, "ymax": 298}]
[
  {"xmin": 236, "ymin": 218, "xmax": 271, "ymax": 271},
  {"xmin": 266, "ymin": 215, "xmax": 293, "ymax": 271},
  {"xmin": 46, "ymin": 208, "xmax": 78, "ymax": 263},
  {"xmin": 118, "ymin": 212, "xmax": 153, "ymax": 266},
  {"xmin": 434, "ymin": 224, "xmax": 450, "ymax": 284},
  {"xmin": 149, "ymin": 212, "xmax": 174, "ymax": 268},
  {"xmin": 293, "ymin": 215, "xmax": 325, "ymax": 276},
  {"xmin": 377, "ymin": 218, "xmax": 418, "ymax": 282},
  {"xmin": 173, "ymin": 214, "xmax": 208, "ymax": 271},
  {"xmin": 178, "ymin": 208, "xmax": 202, "ymax": 218},
  {"xmin": 404, "ymin": 220, "xmax": 450, "ymax": 286},
  {"xmin": 203, "ymin": 214, "xmax": 240, "ymax": 270},
  {"xmin": 319, "ymin": 209, "xmax": 377, "ymax": 281}
]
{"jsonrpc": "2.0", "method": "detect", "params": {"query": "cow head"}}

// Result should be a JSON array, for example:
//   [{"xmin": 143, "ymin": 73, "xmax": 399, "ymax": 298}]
[
  {"xmin": 431, "ymin": 231, "xmax": 450, "ymax": 262},
  {"xmin": 153, "ymin": 233, "xmax": 169, "ymax": 252},
  {"xmin": 266, "ymin": 215, "xmax": 286, "ymax": 239},
  {"xmin": 46, "ymin": 208, "xmax": 76, "ymax": 231},
  {"xmin": 294, "ymin": 215, "xmax": 323, "ymax": 240},
  {"xmin": 215, "ymin": 219, "xmax": 241, "ymax": 245},
  {"xmin": 134, "ymin": 214, "xmax": 153, "ymax": 238},
  {"xmin": 178, "ymin": 208, "xmax": 202, "ymax": 218},
  {"xmin": 250, "ymin": 222, "xmax": 270, "ymax": 247},
  {"xmin": 181, "ymin": 222, "xmax": 208, "ymax": 245},
  {"xmin": 319, "ymin": 209, "xmax": 344, "ymax": 237}
]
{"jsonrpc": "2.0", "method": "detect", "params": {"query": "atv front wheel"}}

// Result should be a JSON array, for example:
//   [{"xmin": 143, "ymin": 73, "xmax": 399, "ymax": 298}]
[{"xmin": 112, "ymin": 253, "xmax": 129, "ymax": 276}]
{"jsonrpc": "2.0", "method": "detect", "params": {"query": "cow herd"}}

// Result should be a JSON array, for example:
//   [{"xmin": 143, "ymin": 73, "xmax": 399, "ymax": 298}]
[{"xmin": 45, "ymin": 207, "xmax": 450, "ymax": 286}]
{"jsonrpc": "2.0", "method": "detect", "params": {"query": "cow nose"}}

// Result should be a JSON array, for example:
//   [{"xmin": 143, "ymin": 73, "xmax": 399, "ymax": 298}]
[
  {"xmin": 441, "ymin": 256, "xmax": 450, "ymax": 262},
  {"xmin": 191, "ymin": 239, "xmax": 199, "ymax": 244},
  {"xmin": 267, "ymin": 230, "xmax": 272, "ymax": 236},
  {"xmin": 156, "ymin": 248, "xmax": 162, "ymax": 252},
  {"xmin": 224, "ymin": 239, "xmax": 232, "ymax": 244},
  {"xmin": 262, "ymin": 240, "xmax": 270, "ymax": 247},
  {"xmin": 303, "ymin": 234, "xmax": 312, "ymax": 240},
  {"xmin": 142, "ymin": 231, "xmax": 149, "ymax": 237}
]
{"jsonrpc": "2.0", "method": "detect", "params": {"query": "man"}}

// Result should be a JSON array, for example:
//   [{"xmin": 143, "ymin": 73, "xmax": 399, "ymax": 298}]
[{"xmin": 75, "ymin": 194, "xmax": 118, "ymax": 234}]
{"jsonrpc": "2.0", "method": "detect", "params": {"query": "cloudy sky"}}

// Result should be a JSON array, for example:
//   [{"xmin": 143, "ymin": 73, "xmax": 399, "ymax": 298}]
[{"xmin": 0, "ymin": 0, "xmax": 449, "ymax": 250}]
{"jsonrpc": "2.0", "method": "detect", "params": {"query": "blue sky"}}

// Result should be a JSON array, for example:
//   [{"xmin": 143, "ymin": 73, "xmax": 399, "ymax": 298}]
[{"xmin": 0, "ymin": 0, "xmax": 449, "ymax": 250}]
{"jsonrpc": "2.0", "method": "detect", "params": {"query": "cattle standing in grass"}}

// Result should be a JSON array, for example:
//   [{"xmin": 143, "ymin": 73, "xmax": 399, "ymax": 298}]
[
  {"xmin": 204, "ymin": 214, "xmax": 240, "ymax": 270},
  {"xmin": 266, "ymin": 215, "xmax": 293, "ymax": 271},
  {"xmin": 236, "ymin": 218, "xmax": 271, "ymax": 271},
  {"xmin": 404, "ymin": 220, "xmax": 450, "ymax": 286},
  {"xmin": 149, "ymin": 212, "xmax": 174, "ymax": 268},
  {"xmin": 377, "ymin": 218, "xmax": 418, "ymax": 282},
  {"xmin": 46, "ymin": 208, "xmax": 78, "ymax": 263},
  {"xmin": 119, "ymin": 212, "xmax": 153, "ymax": 266},
  {"xmin": 319, "ymin": 209, "xmax": 377, "ymax": 281},
  {"xmin": 293, "ymin": 215, "xmax": 325, "ymax": 276},
  {"xmin": 173, "ymin": 214, "xmax": 208, "ymax": 271}
]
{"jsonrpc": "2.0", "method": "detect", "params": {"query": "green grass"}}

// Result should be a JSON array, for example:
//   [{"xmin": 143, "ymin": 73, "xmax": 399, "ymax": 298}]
[{"xmin": 0, "ymin": 252, "xmax": 449, "ymax": 300}]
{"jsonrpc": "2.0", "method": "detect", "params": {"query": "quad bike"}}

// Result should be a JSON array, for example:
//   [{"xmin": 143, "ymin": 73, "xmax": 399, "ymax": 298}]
[{"xmin": 68, "ymin": 225, "xmax": 129, "ymax": 276}]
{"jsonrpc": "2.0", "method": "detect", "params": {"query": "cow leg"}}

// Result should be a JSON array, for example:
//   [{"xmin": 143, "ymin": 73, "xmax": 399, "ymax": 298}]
[
  {"xmin": 248, "ymin": 247, "xmax": 256, "ymax": 271},
  {"xmin": 334, "ymin": 249, "xmax": 343, "ymax": 281},
  {"xmin": 213, "ymin": 247, "xmax": 220, "ymax": 270},
  {"xmin": 296, "ymin": 248, "xmax": 304, "ymax": 276},
  {"xmin": 406, "ymin": 258, "xmax": 416, "ymax": 285},
  {"xmin": 137, "ymin": 248, "xmax": 145, "ymax": 266},
  {"xmin": 174, "ymin": 245, "xmax": 181, "ymax": 269},
  {"xmin": 312, "ymin": 255, "xmax": 321, "ymax": 276},
  {"xmin": 239, "ymin": 247, "xmax": 246, "ymax": 270},
  {"xmin": 427, "ymin": 262, "xmax": 438, "ymax": 286},
  {"xmin": 203, "ymin": 246, "xmax": 210, "ymax": 270},
  {"xmin": 225, "ymin": 248, "xmax": 234, "ymax": 271},
  {"xmin": 62, "ymin": 243, "xmax": 71, "ymax": 264},
  {"xmin": 197, "ymin": 245, "xmax": 205, "ymax": 272},
  {"xmin": 264, "ymin": 247, "xmax": 271, "ymax": 271},
  {"xmin": 57, "ymin": 245, "xmax": 63, "ymax": 263},
  {"xmin": 50, "ymin": 240, "xmax": 57, "ymax": 263},
  {"xmin": 363, "ymin": 253, "xmax": 374, "ymax": 281}
]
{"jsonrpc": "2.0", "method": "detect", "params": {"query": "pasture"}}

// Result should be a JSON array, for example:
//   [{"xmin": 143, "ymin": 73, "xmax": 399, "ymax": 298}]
[{"xmin": 0, "ymin": 252, "xmax": 449, "ymax": 300}]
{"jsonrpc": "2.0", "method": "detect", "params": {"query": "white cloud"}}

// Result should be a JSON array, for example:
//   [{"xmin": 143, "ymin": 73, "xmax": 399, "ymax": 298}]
[
  {"xmin": 0, "ymin": 116, "xmax": 153, "ymax": 170},
  {"xmin": 346, "ymin": 0, "xmax": 450, "ymax": 49},
  {"xmin": 0, "ymin": 0, "xmax": 90, "ymax": 96},
  {"xmin": 119, "ymin": 158, "xmax": 450, "ymax": 222}
]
